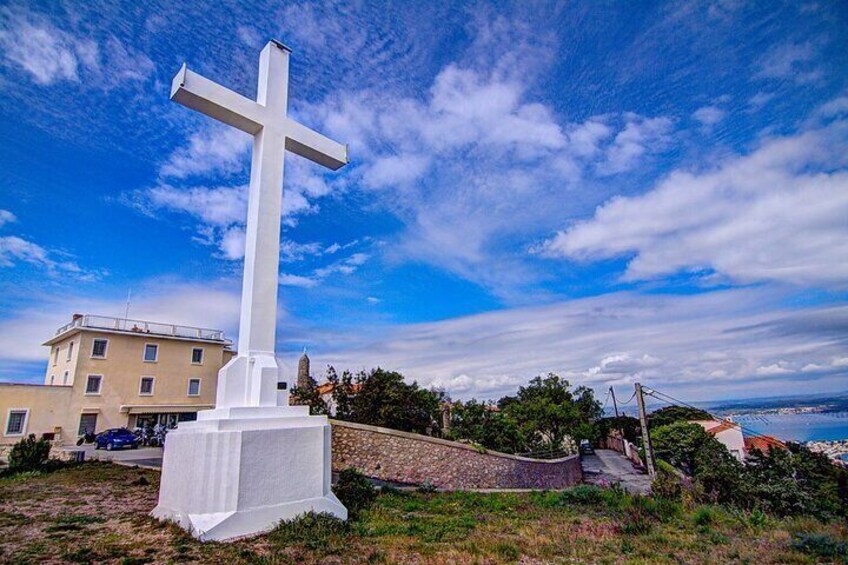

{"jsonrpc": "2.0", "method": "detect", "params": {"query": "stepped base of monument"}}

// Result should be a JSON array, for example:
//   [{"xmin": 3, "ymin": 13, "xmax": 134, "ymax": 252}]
[
  {"xmin": 151, "ymin": 407, "xmax": 347, "ymax": 541},
  {"xmin": 152, "ymin": 493, "xmax": 347, "ymax": 542}
]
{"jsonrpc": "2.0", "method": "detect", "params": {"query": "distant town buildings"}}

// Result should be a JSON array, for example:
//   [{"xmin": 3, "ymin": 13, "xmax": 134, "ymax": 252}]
[{"xmin": 804, "ymin": 439, "xmax": 848, "ymax": 467}]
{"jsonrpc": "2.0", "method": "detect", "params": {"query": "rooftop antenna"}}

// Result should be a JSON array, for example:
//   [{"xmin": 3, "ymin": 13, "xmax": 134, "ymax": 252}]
[{"xmin": 124, "ymin": 288, "xmax": 132, "ymax": 320}]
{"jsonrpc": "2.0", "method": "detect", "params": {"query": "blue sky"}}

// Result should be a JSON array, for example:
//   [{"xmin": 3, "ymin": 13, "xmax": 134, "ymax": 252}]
[{"xmin": 1, "ymin": 1, "xmax": 846, "ymax": 402}]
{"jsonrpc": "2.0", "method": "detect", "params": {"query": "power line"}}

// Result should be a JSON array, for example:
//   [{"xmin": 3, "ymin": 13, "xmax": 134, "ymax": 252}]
[
  {"xmin": 642, "ymin": 386, "xmax": 786, "ymax": 446},
  {"xmin": 618, "ymin": 389, "xmax": 637, "ymax": 406}
]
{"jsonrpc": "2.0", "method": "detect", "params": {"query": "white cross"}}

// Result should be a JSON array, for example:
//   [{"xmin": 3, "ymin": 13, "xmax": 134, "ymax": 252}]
[{"xmin": 170, "ymin": 40, "xmax": 347, "ymax": 406}]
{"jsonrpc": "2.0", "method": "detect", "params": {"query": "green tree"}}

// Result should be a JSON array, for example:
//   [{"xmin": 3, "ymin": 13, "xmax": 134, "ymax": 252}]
[
  {"xmin": 651, "ymin": 421, "xmax": 714, "ymax": 474},
  {"xmin": 447, "ymin": 399, "xmax": 526, "ymax": 454},
  {"xmin": 290, "ymin": 375, "xmax": 328, "ymax": 416},
  {"xmin": 692, "ymin": 438, "xmax": 744, "ymax": 505},
  {"xmin": 325, "ymin": 366, "xmax": 356, "ymax": 420},
  {"xmin": 499, "ymin": 373, "xmax": 602, "ymax": 453},
  {"xmin": 745, "ymin": 444, "xmax": 845, "ymax": 518},
  {"xmin": 595, "ymin": 416, "xmax": 641, "ymax": 443},
  {"xmin": 345, "ymin": 368, "xmax": 445, "ymax": 435},
  {"xmin": 648, "ymin": 406, "xmax": 711, "ymax": 429}
]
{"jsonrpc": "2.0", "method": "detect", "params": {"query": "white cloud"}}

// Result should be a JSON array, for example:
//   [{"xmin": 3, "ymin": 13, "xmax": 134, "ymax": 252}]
[
  {"xmin": 219, "ymin": 227, "xmax": 246, "ymax": 260},
  {"xmin": 692, "ymin": 105, "xmax": 726, "ymax": 128},
  {"xmin": 0, "ymin": 209, "xmax": 15, "ymax": 228},
  {"xmin": 146, "ymin": 184, "xmax": 248, "ymax": 227},
  {"xmin": 748, "ymin": 91, "xmax": 776, "ymax": 110},
  {"xmin": 307, "ymin": 32, "xmax": 676, "ymax": 297},
  {"xmin": 279, "ymin": 274, "xmax": 319, "ymax": 288},
  {"xmin": 236, "ymin": 25, "xmax": 261, "ymax": 48},
  {"xmin": 597, "ymin": 113, "xmax": 674, "ymax": 175},
  {"xmin": 318, "ymin": 288, "xmax": 848, "ymax": 400},
  {"xmin": 0, "ymin": 7, "xmax": 153, "ymax": 87},
  {"xmin": 0, "ymin": 235, "xmax": 97, "ymax": 280},
  {"xmin": 755, "ymin": 363, "xmax": 793, "ymax": 376},
  {"xmin": 159, "ymin": 127, "xmax": 251, "ymax": 180},
  {"xmin": 540, "ymin": 119, "xmax": 848, "ymax": 288},
  {"xmin": 0, "ymin": 281, "xmax": 241, "ymax": 365},
  {"xmin": 314, "ymin": 252, "xmax": 370, "ymax": 278},
  {"xmin": 754, "ymin": 41, "xmax": 822, "ymax": 84},
  {"xmin": 140, "ymin": 125, "xmax": 339, "ymax": 258}
]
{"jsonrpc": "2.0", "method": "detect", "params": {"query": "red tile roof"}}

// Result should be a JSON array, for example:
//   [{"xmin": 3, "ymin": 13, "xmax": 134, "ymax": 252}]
[
  {"xmin": 744, "ymin": 435, "xmax": 787, "ymax": 453},
  {"xmin": 315, "ymin": 382, "xmax": 362, "ymax": 396}
]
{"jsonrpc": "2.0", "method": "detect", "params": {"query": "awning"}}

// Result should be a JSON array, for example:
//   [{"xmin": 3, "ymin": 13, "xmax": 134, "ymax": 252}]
[{"xmin": 120, "ymin": 404, "xmax": 214, "ymax": 415}]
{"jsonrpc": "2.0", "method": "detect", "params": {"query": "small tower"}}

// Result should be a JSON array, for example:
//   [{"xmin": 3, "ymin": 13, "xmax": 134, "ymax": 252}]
[{"xmin": 297, "ymin": 348, "xmax": 311, "ymax": 389}]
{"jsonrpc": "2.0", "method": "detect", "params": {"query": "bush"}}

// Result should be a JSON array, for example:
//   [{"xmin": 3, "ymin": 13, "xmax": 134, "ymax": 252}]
[
  {"xmin": 652, "ymin": 462, "xmax": 683, "ymax": 500},
  {"xmin": 791, "ymin": 533, "xmax": 847, "ymax": 561},
  {"xmin": 559, "ymin": 485, "xmax": 605, "ymax": 505},
  {"xmin": 619, "ymin": 496, "xmax": 654, "ymax": 535},
  {"xmin": 693, "ymin": 506, "xmax": 714, "ymax": 529},
  {"xmin": 334, "ymin": 468, "xmax": 377, "ymax": 520},
  {"xmin": 268, "ymin": 511, "xmax": 349, "ymax": 552},
  {"xmin": 8, "ymin": 434, "xmax": 51, "ymax": 473},
  {"xmin": 417, "ymin": 478, "xmax": 437, "ymax": 494}
]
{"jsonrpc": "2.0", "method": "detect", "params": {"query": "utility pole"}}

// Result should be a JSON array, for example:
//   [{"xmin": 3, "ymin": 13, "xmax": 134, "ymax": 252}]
[
  {"xmin": 635, "ymin": 383, "xmax": 657, "ymax": 478},
  {"xmin": 610, "ymin": 386, "xmax": 620, "ymax": 419}
]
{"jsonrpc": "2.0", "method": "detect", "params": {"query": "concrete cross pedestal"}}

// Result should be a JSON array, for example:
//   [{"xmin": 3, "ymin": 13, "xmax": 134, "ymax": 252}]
[{"xmin": 151, "ymin": 40, "xmax": 349, "ymax": 541}]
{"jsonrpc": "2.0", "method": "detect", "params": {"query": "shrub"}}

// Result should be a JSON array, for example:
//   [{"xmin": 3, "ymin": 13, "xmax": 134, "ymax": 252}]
[
  {"xmin": 747, "ymin": 508, "xmax": 767, "ymax": 529},
  {"xmin": 8, "ymin": 434, "xmax": 51, "ymax": 473},
  {"xmin": 559, "ymin": 485, "xmax": 605, "ymax": 505},
  {"xmin": 791, "ymin": 533, "xmax": 847, "ymax": 561},
  {"xmin": 619, "ymin": 496, "xmax": 654, "ymax": 535},
  {"xmin": 693, "ymin": 506, "xmax": 714, "ymax": 529},
  {"xmin": 268, "ymin": 511, "xmax": 349, "ymax": 552},
  {"xmin": 334, "ymin": 468, "xmax": 377, "ymax": 520},
  {"xmin": 652, "ymin": 462, "xmax": 683, "ymax": 500},
  {"xmin": 417, "ymin": 478, "xmax": 437, "ymax": 494}
]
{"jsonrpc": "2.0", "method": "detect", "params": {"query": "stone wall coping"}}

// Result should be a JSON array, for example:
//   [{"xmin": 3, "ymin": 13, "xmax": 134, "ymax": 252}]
[{"xmin": 329, "ymin": 419, "xmax": 580, "ymax": 465}]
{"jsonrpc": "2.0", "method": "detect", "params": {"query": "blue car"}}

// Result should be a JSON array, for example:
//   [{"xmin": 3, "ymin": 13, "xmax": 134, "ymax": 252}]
[{"xmin": 95, "ymin": 428, "xmax": 139, "ymax": 451}]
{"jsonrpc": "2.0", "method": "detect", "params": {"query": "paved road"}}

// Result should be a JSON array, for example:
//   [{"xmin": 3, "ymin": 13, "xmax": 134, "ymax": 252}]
[
  {"xmin": 581, "ymin": 449, "xmax": 652, "ymax": 494},
  {"xmin": 58, "ymin": 445, "xmax": 163, "ymax": 469}
]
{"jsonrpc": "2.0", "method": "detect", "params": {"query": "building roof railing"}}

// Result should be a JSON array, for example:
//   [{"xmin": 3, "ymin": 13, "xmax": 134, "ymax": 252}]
[{"xmin": 53, "ymin": 314, "xmax": 229, "ymax": 343}]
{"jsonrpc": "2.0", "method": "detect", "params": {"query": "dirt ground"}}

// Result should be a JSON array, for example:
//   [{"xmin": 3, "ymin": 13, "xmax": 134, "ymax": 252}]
[{"xmin": 1, "ymin": 462, "xmax": 846, "ymax": 564}]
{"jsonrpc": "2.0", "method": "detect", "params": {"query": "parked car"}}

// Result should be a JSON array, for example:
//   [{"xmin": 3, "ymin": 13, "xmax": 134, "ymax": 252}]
[
  {"xmin": 95, "ymin": 428, "xmax": 140, "ymax": 451},
  {"xmin": 579, "ymin": 439, "xmax": 594, "ymax": 455}
]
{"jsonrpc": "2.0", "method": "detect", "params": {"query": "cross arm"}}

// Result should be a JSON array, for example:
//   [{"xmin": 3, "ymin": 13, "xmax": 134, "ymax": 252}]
[
  {"xmin": 171, "ymin": 64, "xmax": 264, "ymax": 135},
  {"xmin": 285, "ymin": 118, "xmax": 349, "ymax": 170}
]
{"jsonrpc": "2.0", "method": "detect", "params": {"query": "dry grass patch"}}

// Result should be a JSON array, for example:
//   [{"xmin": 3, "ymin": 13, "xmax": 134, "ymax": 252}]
[{"xmin": 0, "ymin": 463, "xmax": 846, "ymax": 564}]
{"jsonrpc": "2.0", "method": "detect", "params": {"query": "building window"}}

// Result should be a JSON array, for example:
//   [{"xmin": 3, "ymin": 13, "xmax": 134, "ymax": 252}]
[
  {"xmin": 191, "ymin": 348, "xmax": 204, "ymax": 364},
  {"xmin": 53, "ymin": 347, "xmax": 58, "ymax": 366},
  {"xmin": 91, "ymin": 338, "xmax": 108, "ymax": 358},
  {"xmin": 5, "ymin": 410, "xmax": 28, "ymax": 436},
  {"xmin": 85, "ymin": 375, "xmax": 102, "ymax": 395},
  {"xmin": 67, "ymin": 341, "xmax": 74, "ymax": 361},
  {"xmin": 49, "ymin": 375, "xmax": 55, "ymax": 385},
  {"xmin": 143, "ymin": 343, "xmax": 159, "ymax": 362},
  {"xmin": 139, "ymin": 376, "xmax": 155, "ymax": 396},
  {"xmin": 187, "ymin": 378, "xmax": 201, "ymax": 397},
  {"xmin": 78, "ymin": 414, "xmax": 97, "ymax": 436},
  {"xmin": 63, "ymin": 371, "xmax": 69, "ymax": 385}
]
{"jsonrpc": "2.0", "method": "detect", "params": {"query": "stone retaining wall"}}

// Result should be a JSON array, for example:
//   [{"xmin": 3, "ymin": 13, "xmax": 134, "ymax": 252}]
[{"xmin": 330, "ymin": 420, "xmax": 582, "ymax": 490}]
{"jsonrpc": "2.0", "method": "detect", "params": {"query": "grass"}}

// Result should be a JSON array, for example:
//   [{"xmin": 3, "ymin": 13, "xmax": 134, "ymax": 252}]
[{"xmin": 0, "ymin": 462, "xmax": 846, "ymax": 564}]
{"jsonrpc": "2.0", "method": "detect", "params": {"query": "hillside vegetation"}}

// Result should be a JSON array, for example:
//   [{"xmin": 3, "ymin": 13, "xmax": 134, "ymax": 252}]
[{"xmin": 1, "ymin": 462, "xmax": 846, "ymax": 564}]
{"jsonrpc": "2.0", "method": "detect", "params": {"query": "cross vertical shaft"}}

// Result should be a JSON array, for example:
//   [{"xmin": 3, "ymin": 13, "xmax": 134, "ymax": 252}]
[{"xmin": 169, "ymin": 40, "xmax": 347, "ymax": 408}]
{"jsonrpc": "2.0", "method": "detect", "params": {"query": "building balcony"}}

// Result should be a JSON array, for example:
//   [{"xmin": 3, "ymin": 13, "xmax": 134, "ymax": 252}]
[{"xmin": 48, "ymin": 314, "xmax": 231, "ymax": 345}]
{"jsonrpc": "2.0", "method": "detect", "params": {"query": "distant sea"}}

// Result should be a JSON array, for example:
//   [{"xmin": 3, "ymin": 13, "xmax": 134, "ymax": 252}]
[{"xmin": 729, "ymin": 412, "xmax": 848, "ymax": 442}]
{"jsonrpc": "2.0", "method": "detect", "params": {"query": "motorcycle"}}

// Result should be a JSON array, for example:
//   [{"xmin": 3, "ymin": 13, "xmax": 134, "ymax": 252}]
[{"xmin": 76, "ymin": 432, "xmax": 96, "ymax": 446}]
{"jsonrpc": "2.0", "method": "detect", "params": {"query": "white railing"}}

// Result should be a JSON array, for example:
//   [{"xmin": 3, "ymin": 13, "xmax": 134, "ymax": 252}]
[{"xmin": 55, "ymin": 314, "xmax": 227, "ymax": 342}]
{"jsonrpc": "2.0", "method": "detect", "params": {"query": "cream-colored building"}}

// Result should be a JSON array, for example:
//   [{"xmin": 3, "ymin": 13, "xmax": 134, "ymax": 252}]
[{"xmin": 1, "ymin": 314, "xmax": 233, "ymax": 447}]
